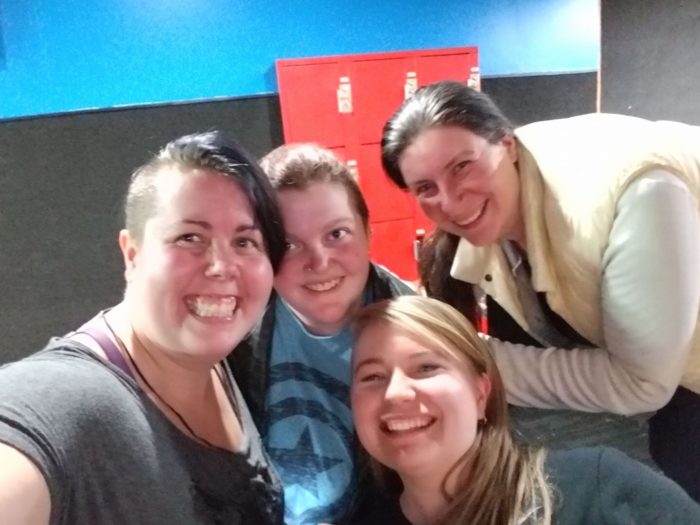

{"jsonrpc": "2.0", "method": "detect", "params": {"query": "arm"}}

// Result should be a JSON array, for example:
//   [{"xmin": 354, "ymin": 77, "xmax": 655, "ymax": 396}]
[
  {"xmin": 488, "ymin": 171, "xmax": 700, "ymax": 414},
  {"xmin": 597, "ymin": 447, "xmax": 700, "ymax": 524},
  {"xmin": 0, "ymin": 443, "xmax": 51, "ymax": 525}
]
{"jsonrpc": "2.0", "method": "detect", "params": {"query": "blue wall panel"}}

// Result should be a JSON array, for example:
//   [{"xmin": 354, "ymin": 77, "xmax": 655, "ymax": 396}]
[{"xmin": 0, "ymin": 0, "xmax": 599, "ymax": 119}]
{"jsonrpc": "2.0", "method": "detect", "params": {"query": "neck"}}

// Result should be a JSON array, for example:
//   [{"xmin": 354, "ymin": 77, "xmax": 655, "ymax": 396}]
[
  {"xmin": 104, "ymin": 303, "xmax": 215, "ymax": 408},
  {"xmin": 505, "ymin": 204, "xmax": 527, "ymax": 250},
  {"xmin": 399, "ymin": 468, "xmax": 456, "ymax": 525},
  {"xmin": 289, "ymin": 300, "xmax": 360, "ymax": 337}
]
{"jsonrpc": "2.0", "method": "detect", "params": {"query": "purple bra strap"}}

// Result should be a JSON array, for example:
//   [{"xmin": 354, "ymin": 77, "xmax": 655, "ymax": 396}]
[{"xmin": 72, "ymin": 325, "xmax": 133, "ymax": 380}]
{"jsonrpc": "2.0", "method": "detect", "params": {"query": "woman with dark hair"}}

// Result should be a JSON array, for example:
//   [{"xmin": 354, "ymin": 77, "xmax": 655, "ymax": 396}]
[
  {"xmin": 0, "ymin": 131, "xmax": 285, "ymax": 524},
  {"xmin": 351, "ymin": 296, "xmax": 700, "ymax": 525},
  {"xmin": 229, "ymin": 143, "xmax": 413, "ymax": 525},
  {"xmin": 381, "ymin": 81, "xmax": 700, "ymax": 499}
]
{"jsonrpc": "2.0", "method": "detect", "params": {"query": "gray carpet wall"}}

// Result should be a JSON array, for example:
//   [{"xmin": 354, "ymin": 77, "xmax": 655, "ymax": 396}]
[{"xmin": 0, "ymin": 73, "xmax": 595, "ymax": 364}]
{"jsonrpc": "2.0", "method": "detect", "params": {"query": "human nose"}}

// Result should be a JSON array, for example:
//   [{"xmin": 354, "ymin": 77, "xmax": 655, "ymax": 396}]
[
  {"xmin": 204, "ymin": 242, "xmax": 240, "ymax": 280},
  {"xmin": 305, "ymin": 243, "xmax": 331, "ymax": 272},
  {"xmin": 436, "ymin": 184, "xmax": 465, "ymax": 219},
  {"xmin": 384, "ymin": 368, "xmax": 416, "ymax": 404}
]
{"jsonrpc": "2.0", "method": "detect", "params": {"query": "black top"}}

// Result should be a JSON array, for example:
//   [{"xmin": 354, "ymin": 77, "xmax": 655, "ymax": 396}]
[
  {"xmin": 0, "ymin": 340, "xmax": 284, "ymax": 525},
  {"xmin": 356, "ymin": 447, "xmax": 700, "ymax": 525}
]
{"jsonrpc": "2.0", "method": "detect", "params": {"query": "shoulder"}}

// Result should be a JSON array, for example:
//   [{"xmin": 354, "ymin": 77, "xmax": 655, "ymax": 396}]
[
  {"xmin": 368, "ymin": 263, "xmax": 416, "ymax": 300},
  {"xmin": 0, "ymin": 342, "xmax": 142, "ymax": 512},
  {"xmin": 0, "ymin": 340, "xmax": 141, "ymax": 437},
  {"xmin": 546, "ymin": 447, "xmax": 700, "ymax": 524},
  {"xmin": 0, "ymin": 340, "xmax": 125, "ymax": 395}
]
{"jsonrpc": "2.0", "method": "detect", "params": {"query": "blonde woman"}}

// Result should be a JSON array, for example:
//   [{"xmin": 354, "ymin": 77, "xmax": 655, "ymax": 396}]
[{"xmin": 351, "ymin": 296, "xmax": 700, "ymax": 525}]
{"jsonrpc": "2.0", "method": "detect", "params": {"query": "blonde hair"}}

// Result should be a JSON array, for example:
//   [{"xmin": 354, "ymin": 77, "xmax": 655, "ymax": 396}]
[{"xmin": 353, "ymin": 296, "xmax": 553, "ymax": 525}]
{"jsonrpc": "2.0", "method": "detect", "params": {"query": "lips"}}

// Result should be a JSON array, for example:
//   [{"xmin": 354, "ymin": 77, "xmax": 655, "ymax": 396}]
[
  {"xmin": 453, "ymin": 201, "xmax": 487, "ymax": 230},
  {"xmin": 303, "ymin": 277, "xmax": 343, "ymax": 292},
  {"xmin": 185, "ymin": 295, "xmax": 237, "ymax": 319},
  {"xmin": 382, "ymin": 414, "xmax": 436, "ymax": 434}
]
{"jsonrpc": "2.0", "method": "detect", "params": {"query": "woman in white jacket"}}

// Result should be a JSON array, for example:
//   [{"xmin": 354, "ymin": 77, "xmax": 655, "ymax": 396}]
[{"xmin": 380, "ymin": 80, "xmax": 700, "ymax": 500}]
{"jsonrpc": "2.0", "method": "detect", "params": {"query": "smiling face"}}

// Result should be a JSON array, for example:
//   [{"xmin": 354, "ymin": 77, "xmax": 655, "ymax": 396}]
[
  {"xmin": 273, "ymin": 181, "xmax": 371, "ymax": 335},
  {"xmin": 351, "ymin": 321, "xmax": 490, "ymax": 480},
  {"xmin": 120, "ymin": 166, "xmax": 273, "ymax": 362},
  {"xmin": 398, "ymin": 125, "xmax": 522, "ymax": 247}
]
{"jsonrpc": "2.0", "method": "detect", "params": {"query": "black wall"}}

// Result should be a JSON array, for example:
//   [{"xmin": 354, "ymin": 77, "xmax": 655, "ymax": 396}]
[
  {"xmin": 0, "ymin": 72, "xmax": 595, "ymax": 364},
  {"xmin": 601, "ymin": 0, "xmax": 700, "ymax": 123}
]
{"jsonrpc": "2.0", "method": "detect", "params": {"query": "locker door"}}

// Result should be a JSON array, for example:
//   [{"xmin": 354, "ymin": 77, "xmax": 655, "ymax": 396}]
[
  {"xmin": 355, "ymin": 143, "xmax": 413, "ymax": 223},
  {"xmin": 416, "ymin": 50, "xmax": 478, "ymax": 87},
  {"xmin": 276, "ymin": 61, "xmax": 347, "ymax": 147},
  {"xmin": 370, "ymin": 218, "xmax": 418, "ymax": 281},
  {"xmin": 350, "ymin": 57, "xmax": 410, "ymax": 145}
]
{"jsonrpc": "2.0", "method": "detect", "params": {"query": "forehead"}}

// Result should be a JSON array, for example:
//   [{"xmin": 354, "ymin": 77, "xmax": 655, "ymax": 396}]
[
  {"xmin": 277, "ymin": 182, "xmax": 358, "ymax": 231},
  {"xmin": 354, "ymin": 321, "xmax": 447, "ymax": 362},
  {"xmin": 148, "ymin": 166, "xmax": 254, "ymax": 221},
  {"xmin": 399, "ymin": 126, "xmax": 486, "ymax": 180}
]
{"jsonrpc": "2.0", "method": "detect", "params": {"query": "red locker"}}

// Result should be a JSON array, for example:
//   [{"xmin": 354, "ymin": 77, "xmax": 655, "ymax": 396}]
[
  {"xmin": 276, "ymin": 61, "xmax": 348, "ymax": 148},
  {"xmin": 355, "ymin": 143, "xmax": 413, "ymax": 223},
  {"xmin": 276, "ymin": 46, "xmax": 479, "ymax": 281}
]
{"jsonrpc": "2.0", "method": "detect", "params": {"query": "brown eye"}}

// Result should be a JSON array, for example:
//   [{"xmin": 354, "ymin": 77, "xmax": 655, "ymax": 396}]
[
  {"xmin": 414, "ymin": 182, "xmax": 436, "ymax": 197},
  {"xmin": 328, "ymin": 228, "xmax": 350, "ymax": 241},
  {"xmin": 176, "ymin": 233, "xmax": 204, "ymax": 245}
]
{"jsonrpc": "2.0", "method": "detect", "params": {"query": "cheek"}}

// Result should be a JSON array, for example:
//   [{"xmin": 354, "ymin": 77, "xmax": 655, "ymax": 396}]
[
  {"xmin": 351, "ymin": 389, "xmax": 378, "ymax": 443},
  {"xmin": 136, "ymin": 252, "xmax": 188, "ymax": 293},
  {"xmin": 421, "ymin": 202, "xmax": 441, "ymax": 222},
  {"xmin": 338, "ymin": 242, "xmax": 370, "ymax": 272},
  {"xmin": 245, "ymin": 258, "xmax": 274, "ymax": 297}
]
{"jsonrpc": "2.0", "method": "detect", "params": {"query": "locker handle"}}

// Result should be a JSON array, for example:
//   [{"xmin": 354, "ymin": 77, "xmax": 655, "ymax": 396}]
[{"xmin": 337, "ymin": 77, "xmax": 353, "ymax": 114}]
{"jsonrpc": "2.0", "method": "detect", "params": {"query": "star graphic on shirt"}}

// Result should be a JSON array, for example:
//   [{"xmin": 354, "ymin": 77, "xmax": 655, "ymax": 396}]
[{"xmin": 268, "ymin": 426, "xmax": 343, "ymax": 498}]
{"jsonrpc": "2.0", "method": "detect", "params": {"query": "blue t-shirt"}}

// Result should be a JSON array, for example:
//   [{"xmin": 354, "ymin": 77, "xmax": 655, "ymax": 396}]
[{"xmin": 265, "ymin": 297, "xmax": 357, "ymax": 525}]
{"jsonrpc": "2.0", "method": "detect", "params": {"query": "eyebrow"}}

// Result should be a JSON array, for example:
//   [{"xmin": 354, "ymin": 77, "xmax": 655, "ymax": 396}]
[
  {"xmin": 353, "ymin": 357, "xmax": 383, "ymax": 373},
  {"xmin": 322, "ymin": 217, "xmax": 355, "ymax": 229},
  {"xmin": 443, "ymin": 148, "xmax": 476, "ymax": 172},
  {"xmin": 180, "ymin": 219, "xmax": 261, "ymax": 232},
  {"xmin": 353, "ymin": 350, "xmax": 436, "ymax": 373}
]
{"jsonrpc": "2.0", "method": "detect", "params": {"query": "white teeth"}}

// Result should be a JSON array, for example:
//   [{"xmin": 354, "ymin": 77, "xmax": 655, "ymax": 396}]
[
  {"xmin": 305, "ymin": 278, "xmax": 342, "ymax": 292},
  {"xmin": 187, "ymin": 296, "xmax": 237, "ymax": 318},
  {"xmin": 385, "ymin": 416, "xmax": 433, "ymax": 433}
]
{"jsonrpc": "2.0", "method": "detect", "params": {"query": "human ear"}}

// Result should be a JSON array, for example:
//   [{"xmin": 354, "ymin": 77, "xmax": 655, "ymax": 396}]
[
  {"xmin": 118, "ymin": 229, "xmax": 139, "ymax": 283},
  {"xmin": 474, "ymin": 373, "xmax": 492, "ymax": 419},
  {"xmin": 500, "ymin": 133, "xmax": 518, "ymax": 163}
]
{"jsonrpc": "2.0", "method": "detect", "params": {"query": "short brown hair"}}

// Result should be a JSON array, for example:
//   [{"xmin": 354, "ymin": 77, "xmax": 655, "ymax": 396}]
[{"xmin": 260, "ymin": 143, "xmax": 370, "ymax": 230}]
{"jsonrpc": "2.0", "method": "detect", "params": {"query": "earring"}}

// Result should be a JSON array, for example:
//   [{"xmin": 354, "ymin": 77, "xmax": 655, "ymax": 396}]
[{"xmin": 478, "ymin": 416, "xmax": 488, "ymax": 429}]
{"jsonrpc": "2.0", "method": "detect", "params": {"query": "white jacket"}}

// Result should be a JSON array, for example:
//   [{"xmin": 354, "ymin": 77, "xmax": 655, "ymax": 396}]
[{"xmin": 451, "ymin": 113, "xmax": 700, "ymax": 414}]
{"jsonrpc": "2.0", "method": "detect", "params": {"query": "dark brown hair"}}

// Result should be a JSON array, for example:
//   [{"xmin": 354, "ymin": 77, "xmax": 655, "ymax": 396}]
[
  {"xmin": 381, "ymin": 81, "xmax": 513, "ymax": 189},
  {"xmin": 123, "ymin": 131, "xmax": 286, "ymax": 271}
]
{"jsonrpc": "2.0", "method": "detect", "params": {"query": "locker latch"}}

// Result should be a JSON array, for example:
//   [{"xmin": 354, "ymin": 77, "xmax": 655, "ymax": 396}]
[
  {"xmin": 346, "ymin": 159, "xmax": 359, "ymax": 182},
  {"xmin": 468, "ymin": 66, "xmax": 481, "ymax": 91},
  {"xmin": 337, "ymin": 77, "xmax": 353, "ymax": 114},
  {"xmin": 404, "ymin": 72, "xmax": 418, "ymax": 100}
]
